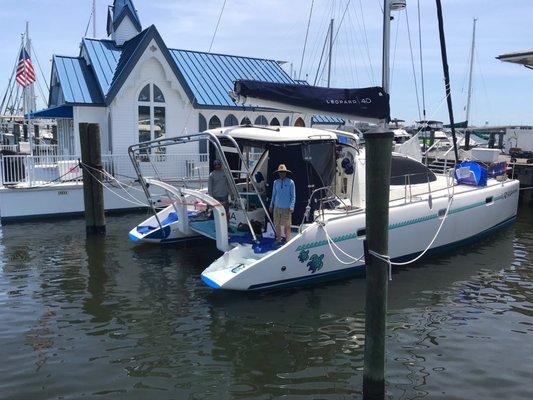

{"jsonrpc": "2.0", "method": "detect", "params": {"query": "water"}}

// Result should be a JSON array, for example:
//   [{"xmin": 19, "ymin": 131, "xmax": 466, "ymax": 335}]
[{"xmin": 0, "ymin": 207, "xmax": 531, "ymax": 400}]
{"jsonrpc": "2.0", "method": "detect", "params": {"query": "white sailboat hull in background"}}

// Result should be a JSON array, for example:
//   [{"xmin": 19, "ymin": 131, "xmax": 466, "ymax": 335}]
[{"xmin": 201, "ymin": 179, "xmax": 519, "ymax": 291}]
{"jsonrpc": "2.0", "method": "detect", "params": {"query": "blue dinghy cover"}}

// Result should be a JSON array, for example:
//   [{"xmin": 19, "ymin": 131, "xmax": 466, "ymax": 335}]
[
  {"xmin": 234, "ymin": 80, "xmax": 390, "ymax": 121},
  {"xmin": 455, "ymin": 161, "xmax": 487, "ymax": 187}
]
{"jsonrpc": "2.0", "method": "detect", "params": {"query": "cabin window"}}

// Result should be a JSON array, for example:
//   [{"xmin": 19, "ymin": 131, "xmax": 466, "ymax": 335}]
[
  {"xmin": 270, "ymin": 117, "xmax": 280, "ymax": 126},
  {"xmin": 224, "ymin": 114, "xmax": 239, "ymax": 127},
  {"xmin": 255, "ymin": 115, "xmax": 268, "ymax": 125},
  {"xmin": 282, "ymin": 117, "xmax": 290, "ymax": 126},
  {"xmin": 137, "ymin": 84, "xmax": 166, "ymax": 157},
  {"xmin": 241, "ymin": 117, "xmax": 251, "ymax": 125},
  {"xmin": 209, "ymin": 115, "xmax": 221, "ymax": 129}
]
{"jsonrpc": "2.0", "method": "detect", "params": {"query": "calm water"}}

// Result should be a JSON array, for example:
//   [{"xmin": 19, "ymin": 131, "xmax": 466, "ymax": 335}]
[{"xmin": 0, "ymin": 207, "xmax": 531, "ymax": 400}]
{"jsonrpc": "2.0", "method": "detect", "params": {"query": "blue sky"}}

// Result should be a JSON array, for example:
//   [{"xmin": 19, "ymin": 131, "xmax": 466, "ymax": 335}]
[{"xmin": 0, "ymin": 0, "xmax": 532, "ymax": 125}]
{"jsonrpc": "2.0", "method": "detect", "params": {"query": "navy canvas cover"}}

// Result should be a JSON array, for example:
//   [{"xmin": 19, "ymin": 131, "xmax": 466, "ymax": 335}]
[{"xmin": 234, "ymin": 80, "xmax": 390, "ymax": 121}]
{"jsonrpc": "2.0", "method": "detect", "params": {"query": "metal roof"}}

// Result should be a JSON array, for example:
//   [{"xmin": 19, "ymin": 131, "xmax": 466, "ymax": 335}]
[
  {"xmin": 82, "ymin": 38, "xmax": 121, "ymax": 96},
  {"xmin": 112, "ymin": 0, "xmax": 142, "ymax": 32},
  {"xmin": 312, "ymin": 115, "xmax": 344, "ymax": 125},
  {"xmin": 169, "ymin": 49, "xmax": 295, "ymax": 107},
  {"xmin": 53, "ymin": 56, "xmax": 104, "ymax": 105}
]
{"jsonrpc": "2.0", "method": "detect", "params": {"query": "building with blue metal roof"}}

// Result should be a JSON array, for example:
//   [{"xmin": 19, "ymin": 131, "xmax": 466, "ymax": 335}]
[{"xmin": 34, "ymin": 0, "xmax": 343, "ymax": 156}]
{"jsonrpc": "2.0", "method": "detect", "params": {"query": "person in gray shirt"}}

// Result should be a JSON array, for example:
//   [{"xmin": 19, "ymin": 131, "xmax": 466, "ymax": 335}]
[{"xmin": 208, "ymin": 159, "xmax": 230, "ymax": 219}]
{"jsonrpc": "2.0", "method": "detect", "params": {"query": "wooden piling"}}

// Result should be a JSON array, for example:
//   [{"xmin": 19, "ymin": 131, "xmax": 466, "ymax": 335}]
[
  {"xmin": 79, "ymin": 123, "xmax": 106, "ymax": 235},
  {"xmin": 363, "ymin": 127, "xmax": 394, "ymax": 400}
]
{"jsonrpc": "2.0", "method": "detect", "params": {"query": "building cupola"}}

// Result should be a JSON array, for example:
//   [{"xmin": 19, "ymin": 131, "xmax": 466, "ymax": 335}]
[{"xmin": 106, "ymin": 0, "xmax": 142, "ymax": 46}]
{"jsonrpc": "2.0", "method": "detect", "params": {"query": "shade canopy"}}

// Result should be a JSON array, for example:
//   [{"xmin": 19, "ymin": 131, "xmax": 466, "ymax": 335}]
[{"xmin": 27, "ymin": 105, "xmax": 73, "ymax": 119}]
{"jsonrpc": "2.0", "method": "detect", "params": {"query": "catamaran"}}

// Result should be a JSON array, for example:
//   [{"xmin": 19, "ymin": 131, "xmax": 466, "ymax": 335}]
[
  {"xmin": 127, "ymin": 0, "xmax": 519, "ymax": 291},
  {"xmin": 128, "ymin": 124, "xmax": 518, "ymax": 290}
]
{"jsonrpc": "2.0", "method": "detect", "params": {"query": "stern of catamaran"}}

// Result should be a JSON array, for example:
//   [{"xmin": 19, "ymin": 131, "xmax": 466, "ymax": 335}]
[{"xmin": 128, "ymin": 128, "xmax": 277, "ymax": 251}]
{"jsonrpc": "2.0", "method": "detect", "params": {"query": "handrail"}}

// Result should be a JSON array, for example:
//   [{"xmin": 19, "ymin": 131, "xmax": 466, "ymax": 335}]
[
  {"xmin": 221, "ymin": 132, "xmax": 275, "ymax": 232},
  {"xmin": 299, "ymin": 185, "xmax": 350, "ymax": 232},
  {"xmin": 128, "ymin": 130, "xmax": 260, "ymax": 242}
]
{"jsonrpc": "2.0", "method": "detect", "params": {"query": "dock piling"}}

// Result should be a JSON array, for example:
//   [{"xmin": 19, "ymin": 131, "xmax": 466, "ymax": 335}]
[
  {"xmin": 363, "ymin": 127, "xmax": 394, "ymax": 400},
  {"xmin": 79, "ymin": 123, "xmax": 106, "ymax": 235}
]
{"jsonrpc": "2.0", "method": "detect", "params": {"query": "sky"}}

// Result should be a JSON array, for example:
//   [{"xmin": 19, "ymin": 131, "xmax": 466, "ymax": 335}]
[{"xmin": 0, "ymin": 0, "xmax": 532, "ymax": 126}]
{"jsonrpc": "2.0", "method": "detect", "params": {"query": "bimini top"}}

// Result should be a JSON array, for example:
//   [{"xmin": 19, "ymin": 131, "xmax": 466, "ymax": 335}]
[{"xmin": 206, "ymin": 126, "xmax": 340, "ymax": 143}]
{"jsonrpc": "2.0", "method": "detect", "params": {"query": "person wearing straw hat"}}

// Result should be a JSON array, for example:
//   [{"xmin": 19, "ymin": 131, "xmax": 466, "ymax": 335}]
[{"xmin": 269, "ymin": 164, "xmax": 296, "ymax": 243}]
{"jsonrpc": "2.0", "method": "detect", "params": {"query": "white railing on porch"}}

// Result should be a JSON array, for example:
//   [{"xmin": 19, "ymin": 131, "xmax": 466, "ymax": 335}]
[{"xmin": 0, "ymin": 153, "xmax": 209, "ymax": 187}]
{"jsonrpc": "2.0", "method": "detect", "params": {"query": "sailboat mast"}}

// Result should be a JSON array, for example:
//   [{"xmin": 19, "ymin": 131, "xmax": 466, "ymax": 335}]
[
  {"xmin": 93, "ymin": 0, "xmax": 97, "ymax": 37},
  {"xmin": 465, "ymin": 18, "xmax": 477, "ymax": 126},
  {"xmin": 327, "ymin": 18, "xmax": 333, "ymax": 88},
  {"xmin": 435, "ymin": 0, "xmax": 459, "ymax": 163}
]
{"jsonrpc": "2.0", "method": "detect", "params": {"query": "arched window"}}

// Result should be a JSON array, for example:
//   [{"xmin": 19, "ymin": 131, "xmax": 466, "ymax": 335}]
[
  {"xmin": 199, "ymin": 114, "xmax": 207, "ymax": 131},
  {"xmin": 224, "ymin": 114, "xmax": 238, "ymax": 127},
  {"xmin": 241, "ymin": 117, "xmax": 251, "ymax": 125},
  {"xmin": 270, "ymin": 117, "xmax": 280, "ymax": 126},
  {"xmin": 138, "ymin": 84, "xmax": 150, "ymax": 102},
  {"xmin": 153, "ymin": 85, "xmax": 165, "ymax": 102},
  {"xmin": 199, "ymin": 114, "xmax": 207, "ymax": 154},
  {"xmin": 282, "ymin": 117, "xmax": 290, "ymax": 126},
  {"xmin": 294, "ymin": 117, "xmax": 305, "ymax": 127},
  {"xmin": 137, "ymin": 83, "xmax": 166, "ymax": 155},
  {"xmin": 209, "ymin": 115, "xmax": 221, "ymax": 129},
  {"xmin": 255, "ymin": 115, "xmax": 268, "ymax": 125}
]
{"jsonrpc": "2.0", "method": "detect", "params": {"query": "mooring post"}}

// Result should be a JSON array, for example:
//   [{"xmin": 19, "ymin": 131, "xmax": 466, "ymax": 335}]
[
  {"xmin": 362, "ymin": 1, "xmax": 401, "ymax": 397},
  {"xmin": 79, "ymin": 123, "xmax": 106, "ymax": 235},
  {"xmin": 363, "ymin": 127, "xmax": 394, "ymax": 400}
]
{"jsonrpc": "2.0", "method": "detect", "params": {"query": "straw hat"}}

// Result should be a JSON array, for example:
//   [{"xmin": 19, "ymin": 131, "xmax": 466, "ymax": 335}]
[{"xmin": 275, "ymin": 164, "xmax": 292, "ymax": 173}]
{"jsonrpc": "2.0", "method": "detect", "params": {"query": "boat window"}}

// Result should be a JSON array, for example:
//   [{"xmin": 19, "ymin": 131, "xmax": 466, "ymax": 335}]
[
  {"xmin": 390, "ymin": 155, "xmax": 436, "ymax": 185},
  {"xmin": 209, "ymin": 115, "xmax": 221, "ymax": 129},
  {"xmin": 254, "ymin": 115, "xmax": 268, "ymax": 125},
  {"xmin": 224, "ymin": 114, "xmax": 238, "ymax": 127},
  {"xmin": 485, "ymin": 196, "xmax": 494, "ymax": 204},
  {"xmin": 438, "ymin": 209, "xmax": 446, "ymax": 217},
  {"xmin": 242, "ymin": 145, "xmax": 265, "ymax": 171},
  {"xmin": 357, "ymin": 228, "xmax": 366, "ymax": 238}
]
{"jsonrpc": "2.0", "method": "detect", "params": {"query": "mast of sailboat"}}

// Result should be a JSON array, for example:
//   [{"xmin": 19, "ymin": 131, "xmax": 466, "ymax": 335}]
[
  {"xmin": 327, "ymin": 18, "xmax": 333, "ymax": 87},
  {"xmin": 465, "ymin": 18, "xmax": 477, "ymax": 127},
  {"xmin": 92, "ymin": 0, "xmax": 97, "ymax": 37},
  {"xmin": 435, "ymin": 0, "xmax": 459, "ymax": 163}
]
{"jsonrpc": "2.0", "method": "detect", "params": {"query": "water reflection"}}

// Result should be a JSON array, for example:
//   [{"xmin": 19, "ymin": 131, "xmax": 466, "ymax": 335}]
[{"xmin": 0, "ymin": 209, "xmax": 530, "ymax": 399}]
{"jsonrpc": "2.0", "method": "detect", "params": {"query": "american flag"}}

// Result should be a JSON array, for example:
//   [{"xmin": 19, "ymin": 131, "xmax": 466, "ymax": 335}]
[{"xmin": 16, "ymin": 48, "xmax": 36, "ymax": 87}]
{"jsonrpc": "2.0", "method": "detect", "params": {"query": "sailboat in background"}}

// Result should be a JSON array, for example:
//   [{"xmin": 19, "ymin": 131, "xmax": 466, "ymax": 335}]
[{"xmin": 0, "ymin": 22, "xmax": 54, "ymax": 155}]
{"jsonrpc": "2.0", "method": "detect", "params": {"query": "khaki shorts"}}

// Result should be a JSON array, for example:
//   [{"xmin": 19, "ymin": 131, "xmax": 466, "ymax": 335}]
[{"xmin": 274, "ymin": 207, "xmax": 292, "ymax": 227}]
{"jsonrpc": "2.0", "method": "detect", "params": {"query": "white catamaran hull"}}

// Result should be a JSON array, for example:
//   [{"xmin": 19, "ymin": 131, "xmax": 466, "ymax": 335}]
[{"xmin": 201, "ymin": 180, "xmax": 519, "ymax": 291}]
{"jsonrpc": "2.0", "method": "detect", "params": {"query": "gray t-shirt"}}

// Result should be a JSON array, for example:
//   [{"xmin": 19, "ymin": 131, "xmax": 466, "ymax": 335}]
[{"xmin": 208, "ymin": 169, "xmax": 229, "ymax": 198}]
